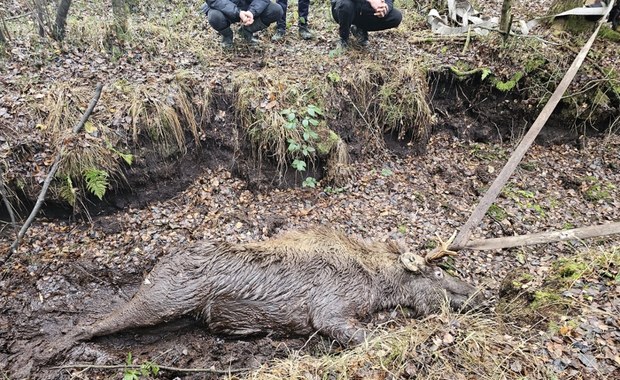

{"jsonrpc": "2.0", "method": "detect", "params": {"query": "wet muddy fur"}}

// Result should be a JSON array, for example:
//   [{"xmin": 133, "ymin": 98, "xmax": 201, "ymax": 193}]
[{"xmin": 51, "ymin": 228, "xmax": 481, "ymax": 360}]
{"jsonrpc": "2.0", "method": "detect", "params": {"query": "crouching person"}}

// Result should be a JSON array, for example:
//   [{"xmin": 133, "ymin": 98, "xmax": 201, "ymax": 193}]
[
  {"xmin": 331, "ymin": 0, "xmax": 401, "ymax": 49},
  {"xmin": 201, "ymin": 0, "xmax": 283, "ymax": 48}
]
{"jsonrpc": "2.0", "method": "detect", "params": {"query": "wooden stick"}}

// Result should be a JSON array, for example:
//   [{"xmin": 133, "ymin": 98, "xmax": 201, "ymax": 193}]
[
  {"xmin": 50, "ymin": 363, "xmax": 253, "ymax": 374},
  {"xmin": 3, "ymin": 83, "xmax": 103, "ymax": 263},
  {"xmin": 450, "ymin": 4, "xmax": 616, "ymax": 250},
  {"xmin": 463, "ymin": 222, "xmax": 620, "ymax": 251}
]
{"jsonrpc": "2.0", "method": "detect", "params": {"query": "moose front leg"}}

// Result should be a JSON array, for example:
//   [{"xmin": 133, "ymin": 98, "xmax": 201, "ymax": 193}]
[{"xmin": 316, "ymin": 317, "xmax": 368, "ymax": 346}]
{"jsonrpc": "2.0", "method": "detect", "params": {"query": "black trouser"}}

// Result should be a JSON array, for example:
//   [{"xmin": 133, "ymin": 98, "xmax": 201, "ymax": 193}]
[
  {"xmin": 331, "ymin": 0, "xmax": 402, "ymax": 41},
  {"xmin": 208, "ymin": 3, "xmax": 283, "ymax": 33},
  {"xmin": 275, "ymin": 0, "xmax": 310, "ymax": 31}
]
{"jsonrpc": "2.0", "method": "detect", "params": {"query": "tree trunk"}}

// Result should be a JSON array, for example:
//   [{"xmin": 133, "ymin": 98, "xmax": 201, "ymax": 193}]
[
  {"xmin": 112, "ymin": 0, "xmax": 129, "ymax": 38},
  {"xmin": 0, "ymin": 25, "xmax": 6, "ymax": 45},
  {"xmin": 52, "ymin": 0, "xmax": 72, "ymax": 41},
  {"xmin": 33, "ymin": 0, "xmax": 46, "ymax": 37},
  {"xmin": 499, "ymin": 0, "xmax": 513, "ymax": 35}
]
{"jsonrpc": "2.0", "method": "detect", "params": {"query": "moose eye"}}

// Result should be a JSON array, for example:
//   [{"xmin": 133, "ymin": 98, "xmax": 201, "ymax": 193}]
[{"xmin": 434, "ymin": 268, "xmax": 444, "ymax": 279}]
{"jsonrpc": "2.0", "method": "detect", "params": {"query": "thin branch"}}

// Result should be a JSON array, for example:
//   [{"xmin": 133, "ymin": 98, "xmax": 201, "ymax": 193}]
[
  {"xmin": 51, "ymin": 363, "xmax": 254, "ymax": 374},
  {"xmin": 3, "ymin": 83, "xmax": 103, "ymax": 264},
  {"xmin": 6, "ymin": 12, "xmax": 33, "ymax": 21}
]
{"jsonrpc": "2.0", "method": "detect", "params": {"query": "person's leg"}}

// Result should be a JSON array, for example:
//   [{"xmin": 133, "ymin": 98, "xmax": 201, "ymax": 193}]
[
  {"xmin": 331, "ymin": 0, "xmax": 356, "ymax": 44},
  {"xmin": 207, "ymin": 9, "xmax": 235, "ymax": 47},
  {"xmin": 298, "ymin": 0, "xmax": 313, "ymax": 39},
  {"xmin": 259, "ymin": 2, "xmax": 284, "ymax": 26},
  {"xmin": 353, "ymin": 8, "xmax": 402, "ymax": 32},
  {"xmin": 298, "ymin": 0, "xmax": 310, "ymax": 25},
  {"xmin": 242, "ymin": 2, "xmax": 283, "ymax": 43},
  {"xmin": 275, "ymin": 0, "xmax": 288, "ymax": 32},
  {"xmin": 207, "ymin": 8, "xmax": 233, "ymax": 32}
]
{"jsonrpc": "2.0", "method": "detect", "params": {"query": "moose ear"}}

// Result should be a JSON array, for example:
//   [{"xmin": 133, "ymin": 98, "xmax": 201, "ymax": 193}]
[{"xmin": 400, "ymin": 253, "xmax": 426, "ymax": 273}]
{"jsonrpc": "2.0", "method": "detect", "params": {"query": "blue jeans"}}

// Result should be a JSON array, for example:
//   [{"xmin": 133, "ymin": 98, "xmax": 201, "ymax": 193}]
[{"xmin": 275, "ymin": 0, "xmax": 310, "ymax": 31}]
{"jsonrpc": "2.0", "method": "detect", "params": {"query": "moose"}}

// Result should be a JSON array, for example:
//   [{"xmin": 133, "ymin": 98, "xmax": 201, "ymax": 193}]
[{"xmin": 59, "ymin": 227, "xmax": 482, "ymax": 349}]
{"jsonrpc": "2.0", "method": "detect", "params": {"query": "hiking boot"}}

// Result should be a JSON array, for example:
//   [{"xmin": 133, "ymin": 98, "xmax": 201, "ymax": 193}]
[
  {"xmin": 298, "ymin": 24, "xmax": 314, "ymax": 40},
  {"xmin": 239, "ymin": 26, "xmax": 260, "ymax": 45},
  {"xmin": 272, "ymin": 28, "xmax": 286, "ymax": 41},
  {"xmin": 336, "ymin": 38, "xmax": 349, "ymax": 50},
  {"xmin": 350, "ymin": 25, "xmax": 369, "ymax": 47},
  {"xmin": 220, "ymin": 27, "xmax": 234, "ymax": 49}
]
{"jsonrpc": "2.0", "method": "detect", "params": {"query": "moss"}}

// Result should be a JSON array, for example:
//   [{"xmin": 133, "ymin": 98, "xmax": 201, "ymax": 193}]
[
  {"xmin": 493, "ymin": 71, "xmax": 524, "ymax": 92},
  {"xmin": 530, "ymin": 291, "xmax": 562, "ymax": 310},
  {"xmin": 554, "ymin": 259, "xmax": 588, "ymax": 281},
  {"xmin": 582, "ymin": 176, "xmax": 616, "ymax": 202},
  {"xmin": 316, "ymin": 130, "xmax": 340, "ymax": 155},
  {"xmin": 524, "ymin": 56, "xmax": 546, "ymax": 74},
  {"xmin": 487, "ymin": 204, "xmax": 508, "ymax": 221}
]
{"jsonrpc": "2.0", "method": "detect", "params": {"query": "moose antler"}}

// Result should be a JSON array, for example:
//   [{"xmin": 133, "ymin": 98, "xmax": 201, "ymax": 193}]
[{"xmin": 425, "ymin": 231, "xmax": 458, "ymax": 263}]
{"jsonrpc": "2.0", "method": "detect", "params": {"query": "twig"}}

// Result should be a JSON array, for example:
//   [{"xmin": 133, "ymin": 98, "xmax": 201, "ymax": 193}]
[
  {"xmin": 451, "ymin": 4, "xmax": 616, "ymax": 250},
  {"xmin": 51, "ymin": 363, "xmax": 254, "ymax": 374},
  {"xmin": 3, "ymin": 83, "xmax": 103, "ymax": 264},
  {"xmin": 5, "ymin": 12, "xmax": 33, "ymax": 21}
]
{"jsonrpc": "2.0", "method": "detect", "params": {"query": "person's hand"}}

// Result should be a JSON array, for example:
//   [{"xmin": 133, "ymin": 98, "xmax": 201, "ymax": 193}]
[
  {"xmin": 239, "ymin": 10, "xmax": 254, "ymax": 26},
  {"xmin": 368, "ymin": 0, "xmax": 388, "ymax": 18}
]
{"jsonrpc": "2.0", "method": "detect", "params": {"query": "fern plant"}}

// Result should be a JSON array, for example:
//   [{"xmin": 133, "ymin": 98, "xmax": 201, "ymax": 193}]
[
  {"xmin": 59, "ymin": 176, "xmax": 77, "ymax": 206},
  {"xmin": 83, "ymin": 168, "xmax": 109, "ymax": 200}
]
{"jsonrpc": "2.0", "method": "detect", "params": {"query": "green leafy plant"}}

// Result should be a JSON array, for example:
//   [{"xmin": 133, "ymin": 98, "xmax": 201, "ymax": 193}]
[
  {"xmin": 381, "ymin": 168, "xmax": 393, "ymax": 176},
  {"xmin": 84, "ymin": 168, "xmax": 110, "ymax": 200},
  {"xmin": 123, "ymin": 353, "xmax": 160, "ymax": 380},
  {"xmin": 302, "ymin": 177, "xmax": 317, "ymax": 188},
  {"xmin": 282, "ymin": 104, "xmax": 324, "ymax": 187}
]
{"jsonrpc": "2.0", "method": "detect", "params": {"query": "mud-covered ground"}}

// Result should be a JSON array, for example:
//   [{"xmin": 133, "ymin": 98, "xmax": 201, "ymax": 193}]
[{"xmin": 2, "ymin": 131, "xmax": 620, "ymax": 379}]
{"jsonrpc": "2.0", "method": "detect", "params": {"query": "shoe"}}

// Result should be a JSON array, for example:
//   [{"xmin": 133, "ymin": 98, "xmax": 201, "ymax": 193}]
[
  {"xmin": 272, "ymin": 28, "xmax": 286, "ymax": 41},
  {"xmin": 299, "ymin": 24, "xmax": 314, "ymax": 40},
  {"xmin": 350, "ymin": 25, "xmax": 369, "ymax": 47},
  {"xmin": 239, "ymin": 26, "xmax": 259, "ymax": 45},
  {"xmin": 220, "ymin": 28, "xmax": 234, "ymax": 49},
  {"xmin": 336, "ymin": 38, "xmax": 349, "ymax": 50}
]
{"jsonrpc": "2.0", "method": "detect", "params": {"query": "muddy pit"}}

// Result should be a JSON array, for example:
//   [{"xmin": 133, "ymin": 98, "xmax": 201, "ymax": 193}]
[{"xmin": 2, "ymin": 65, "xmax": 620, "ymax": 380}]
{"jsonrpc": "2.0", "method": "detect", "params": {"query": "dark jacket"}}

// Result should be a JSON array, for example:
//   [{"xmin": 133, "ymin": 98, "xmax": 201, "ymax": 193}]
[{"xmin": 202, "ymin": 0, "xmax": 271, "ymax": 18}]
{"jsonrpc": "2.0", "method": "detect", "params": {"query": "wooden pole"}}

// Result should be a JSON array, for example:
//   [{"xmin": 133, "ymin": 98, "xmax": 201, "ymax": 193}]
[
  {"xmin": 450, "ymin": 3, "xmax": 616, "ymax": 250},
  {"xmin": 463, "ymin": 222, "xmax": 620, "ymax": 251}
]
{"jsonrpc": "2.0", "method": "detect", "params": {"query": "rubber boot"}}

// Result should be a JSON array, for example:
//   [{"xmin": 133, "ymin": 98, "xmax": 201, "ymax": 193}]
[
  {"xmin": 240, "ymin": 18, "xmax": 268, "ymax": 45},
  {"xmin": 299, "ymin": 24, "xmax": 314, "ymax": 40},
  {"xmin": 219, "ymin": 27, "xmax": 233, "ymax": 49},
  {"xmin": 350, "ymin": 25, "xmax": 368, "ymax": 47}
]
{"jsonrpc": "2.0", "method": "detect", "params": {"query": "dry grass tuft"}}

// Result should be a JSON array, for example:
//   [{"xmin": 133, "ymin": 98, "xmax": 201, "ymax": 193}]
[
  {"xmin": 379, "ymin": 60, "xmax": 433, "ymax": 143},
  {"xmin": 324, "ymin": 138, "xmax": 352, "ymax": 187},
  {"xmin": 342, "ymin": 60, "xmax": 433, "ymax": 151},
  {"xmin": 233, "ymin": 307, "xmax": 549, "ymax": 380}
]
